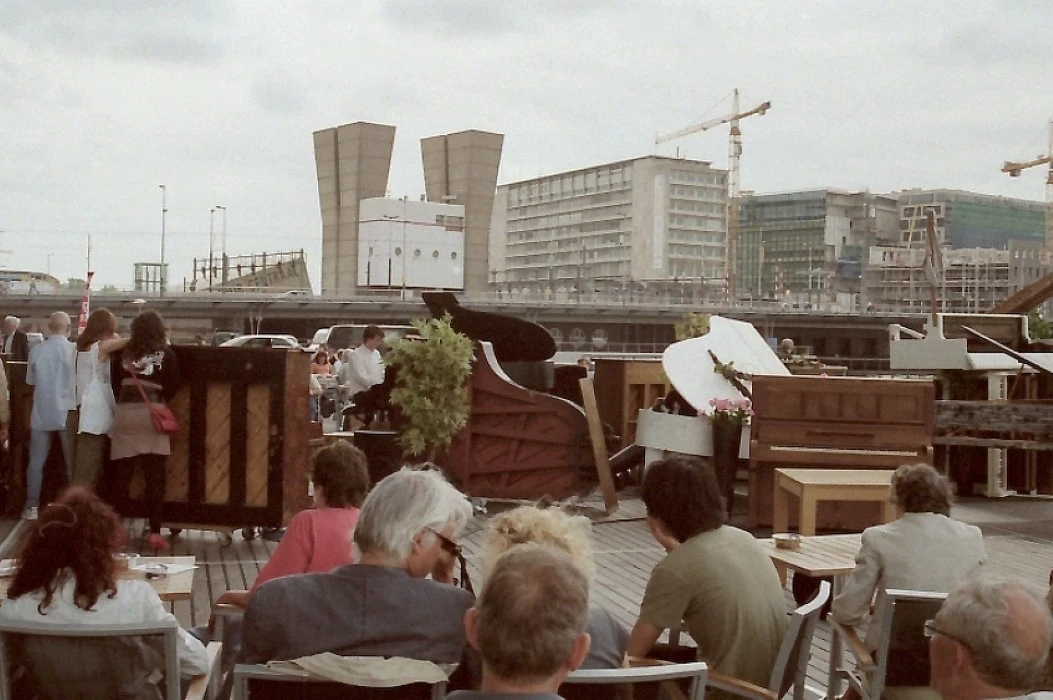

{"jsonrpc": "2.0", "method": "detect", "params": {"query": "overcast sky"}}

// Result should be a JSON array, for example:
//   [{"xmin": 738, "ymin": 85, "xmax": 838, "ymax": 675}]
[{"xmin": 2, "ymin": 0, "xmax": 1051, "ymax": 289}]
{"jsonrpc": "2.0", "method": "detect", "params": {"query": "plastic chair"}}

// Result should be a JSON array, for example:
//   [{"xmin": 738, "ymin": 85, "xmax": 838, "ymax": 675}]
[
  {"xmin": 0, "ymin": 617, "xmax": 221, "ymax": 700},
  {"xmin": 562, "ymin": 660, "xmax": 708, "ymax": 700},
  {"xmin": 231, "ymin": 661, "xmax": 447, "ymax": 700},
  {"xmin": 832, "ymin": 588, "xmax": 947, "ymax": 700},
  {"xmin": 705, "ymin": 580, "xmax": 831, "ymax": 700}
]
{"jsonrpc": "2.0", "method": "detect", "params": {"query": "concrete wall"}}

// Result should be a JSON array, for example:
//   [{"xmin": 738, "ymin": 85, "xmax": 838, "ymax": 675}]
[
  {"xmin": 421, "ymin": 130, "xmax": 504, "ymax": 294},
  {"xmin": 314, "ymin": 122, "xmax": 396, "ymax": 297}
]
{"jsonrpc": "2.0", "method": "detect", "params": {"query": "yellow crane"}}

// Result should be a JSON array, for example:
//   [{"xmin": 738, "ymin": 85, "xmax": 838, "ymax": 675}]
[
  {"xmin": 1002, "ymin": 119, "xmax": 1053, "ymax": 251},
  {"xmin": 656, "ymin": 89, "xmax": 771, "ymax": 301}
]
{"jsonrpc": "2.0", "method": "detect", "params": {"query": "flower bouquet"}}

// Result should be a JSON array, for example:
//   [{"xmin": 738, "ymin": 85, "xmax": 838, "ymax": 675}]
[{"xmin": 708, "ymin": 397, "xmax": 754, "ymax": 426}]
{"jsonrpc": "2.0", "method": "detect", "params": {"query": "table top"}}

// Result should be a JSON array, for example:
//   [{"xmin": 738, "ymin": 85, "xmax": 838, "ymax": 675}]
[
  {"xmin": 0, "ymin": 556, "xmax": 196, "ymax": 603},
  {"xmin": 775, "ymin": 468, "xmax": 896, "ymax": 487},
  {"xmin": 760, "ymin": 533, "xmax": 862, "ymax": 577}
]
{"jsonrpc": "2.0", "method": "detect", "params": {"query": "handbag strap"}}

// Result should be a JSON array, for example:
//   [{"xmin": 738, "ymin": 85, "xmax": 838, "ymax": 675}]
[{"xmin": 126, "ymin": 364, "xmax": 155, "ymax": 406}]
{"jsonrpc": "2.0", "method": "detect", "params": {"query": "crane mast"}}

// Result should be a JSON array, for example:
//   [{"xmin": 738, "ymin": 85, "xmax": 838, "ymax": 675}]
[
  {"xmin": 654, "ymin": 89, "xmax": 771, "ymax": 302},
  {"xmin": 1002, "ymin": 120, "xmax": 1053, "ymax": 251}
]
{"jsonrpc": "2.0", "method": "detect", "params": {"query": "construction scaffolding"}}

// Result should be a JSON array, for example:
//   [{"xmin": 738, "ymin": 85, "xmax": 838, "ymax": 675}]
[{"xmin": 189, "ymin": 249, "xmax": 311, "ymax": 294}]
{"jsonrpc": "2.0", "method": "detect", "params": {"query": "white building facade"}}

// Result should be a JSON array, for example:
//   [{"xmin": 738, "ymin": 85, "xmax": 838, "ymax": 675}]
[
  {"xmin": 358, "ymin": 197, "xmax": 465, "ymax": 292},
  {"xmin": 489, "ymin": 156, "xmax": 728, "ymax": 298}
]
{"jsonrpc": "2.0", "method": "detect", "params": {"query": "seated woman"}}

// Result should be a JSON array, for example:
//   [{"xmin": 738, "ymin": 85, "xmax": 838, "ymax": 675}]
[
  {"xmin": 0, "ymin": 487, "xmax": 209, "ymax": 690},
  {"xmin": 482, "ymin": 505, "xmax": 629, "ymax": 669},
  {"xmin": 215, "ymin": 441, "xmax": 371, "ymax": 609},
  {"xmin": 831, "ymin": 462, "xmax": 986, "ymax": 688}
]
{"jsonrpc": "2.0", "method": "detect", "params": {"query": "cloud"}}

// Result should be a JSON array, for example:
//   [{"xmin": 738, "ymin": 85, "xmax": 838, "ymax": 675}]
[
  {"xmin": 0, "ymin": 1, "xmax": 230, "ymax": 66},
  {"xmin": 379, "ymin": 0, "xmax": 632, "ymax": 37}
]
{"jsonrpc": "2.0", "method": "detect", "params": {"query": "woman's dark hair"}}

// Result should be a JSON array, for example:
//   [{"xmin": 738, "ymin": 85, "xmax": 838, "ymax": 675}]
[
  {"xmin": 641, "ymin": 456, "xmax": 726, "ymax": 542},
  {"xmin": 123, "ymin": 309, "xmax": 167, "ymax": 361},
  {"xmin": 891, "ymin": 463, "xmax": 952, "ymax": 516},
  {"xmin": 312, "ymin": 350, "xmax": 330, "ymax": 364},
  {"xmin": 311, "ymin": 441, "xmax": 371, "ymax": 508},
  {"xmin": 76, "ymin": 308, "xmax": 117, "ymax": 351},
  {"xmin": 8, "ymin": 487, "xmax": 125, "ymax": 612}
]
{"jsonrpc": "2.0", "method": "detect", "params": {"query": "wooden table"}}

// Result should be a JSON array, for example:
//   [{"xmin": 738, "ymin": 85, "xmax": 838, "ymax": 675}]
[
  {"xmin": 0, "ymin": 556, "xmax": 196, "ymax": 603},
  {"xmin": 772, "ymin": 468, "xmax": 896, "ymax": 536},
  {"xmin": 760, "ymin": 534, "xmax": 861, "ymax": 700}
]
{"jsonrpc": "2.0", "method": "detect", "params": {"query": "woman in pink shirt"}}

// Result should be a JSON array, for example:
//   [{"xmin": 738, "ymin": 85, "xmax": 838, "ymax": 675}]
[{"xmin": 215, "ymin": 441, "xmax": 370, "ymax": 609}]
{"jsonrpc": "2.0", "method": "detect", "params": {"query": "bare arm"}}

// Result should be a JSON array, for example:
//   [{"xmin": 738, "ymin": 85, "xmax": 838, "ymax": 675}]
[
  {"xmin": 97, "ymin": 336, "xmax": 130, "ymax": 362},
  {"xmin": 626, "ymin": 621, "xmax": 664, "ymax": 658}
]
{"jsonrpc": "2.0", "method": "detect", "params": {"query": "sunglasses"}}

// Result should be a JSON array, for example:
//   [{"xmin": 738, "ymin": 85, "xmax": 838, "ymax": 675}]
[
  {"xmin": 924, "ymin": 619, "xmax": 972, "ymax": 651},
  {"xmin": 426, "ymin": 528, "xmax": 473, "ymax": 594}
]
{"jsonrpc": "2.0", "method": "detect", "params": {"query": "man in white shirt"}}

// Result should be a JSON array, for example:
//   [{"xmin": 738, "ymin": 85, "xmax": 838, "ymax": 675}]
[
  {"xmin": 24, "ymin": 312, "xmax": 75, "ymax": 520},
  {"xmin": 339, "ymin": 325, "xmax": 386, "ymax": 397}
]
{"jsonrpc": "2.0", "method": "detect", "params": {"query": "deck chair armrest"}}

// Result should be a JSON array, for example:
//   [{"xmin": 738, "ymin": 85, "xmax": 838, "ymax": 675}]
[
  {"xmin": 185, "ymin": 642, "xmax": 223, "ymax": 700},
  {"xmin": 627, "ymin": 655, "xmax": 675, "ymax": 668},
  {"xmin": 832, "ymin": 621, "xmax": 876, "ymax": 670},
  {"xmin": 706, "ymin": 670, "xmax": 778, "ymax": 700}
]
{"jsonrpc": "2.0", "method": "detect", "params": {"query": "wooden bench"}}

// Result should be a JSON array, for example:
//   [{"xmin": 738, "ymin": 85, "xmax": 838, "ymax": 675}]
[{"xmin": 748, "ymin": 376, "xmax": 934, "ymax": 530}]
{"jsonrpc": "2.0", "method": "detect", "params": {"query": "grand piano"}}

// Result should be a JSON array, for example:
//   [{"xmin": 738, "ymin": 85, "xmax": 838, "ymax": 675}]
[{"xmin": 423, "ymin": 293, "xmax": 596, "ymax": 500}]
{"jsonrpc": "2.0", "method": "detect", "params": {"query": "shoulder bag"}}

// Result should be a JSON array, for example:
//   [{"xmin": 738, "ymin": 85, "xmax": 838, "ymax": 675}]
[{"xmin": 128, "ymin": 365, "xmax": 180, "ymax": 435}]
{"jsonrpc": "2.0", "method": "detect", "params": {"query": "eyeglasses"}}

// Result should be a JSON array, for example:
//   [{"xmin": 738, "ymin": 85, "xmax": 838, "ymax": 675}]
[
  {"xmin": 426, "ymin": 528, "xmax": 462, "ymax": 557},
  {"xmin": 924, "ymin": 619, "xmax": 972, "ymax": 651}
]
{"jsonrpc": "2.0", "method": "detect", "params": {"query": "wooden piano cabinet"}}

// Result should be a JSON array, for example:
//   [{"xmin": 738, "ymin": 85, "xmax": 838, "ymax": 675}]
[
  {"xmin": 593, "ymin": 359, "xmax": 670, "ymax": 450},
  {"xmin": 120, "ymin": 346, "xmax": 313, "ymax": 529},
  {"xmin": 748, "ymin": 375, "xmax": 934, "ymax": 531}
]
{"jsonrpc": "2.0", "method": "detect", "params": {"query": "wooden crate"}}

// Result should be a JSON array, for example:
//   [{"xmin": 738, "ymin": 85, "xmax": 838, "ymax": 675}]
[{"xmin": 593, "ymin": 359, "xmax": 670, "ymax": 449}]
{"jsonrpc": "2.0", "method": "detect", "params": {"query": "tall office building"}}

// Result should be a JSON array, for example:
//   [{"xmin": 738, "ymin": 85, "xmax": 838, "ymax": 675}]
[
  {"xmin": 897, "ymin": 189, "xmax": 1045, "ymax": 250},
  {"xmin": 421, "ymin": 130, "xmax": 504, "ymax": 294},
  {"xmin": 313, "ymin": 121, "xmax": 396, "ymax": 297},
  {"xmin": 490, "ymin": 156, "xmax": 728, "ymax": 298}
]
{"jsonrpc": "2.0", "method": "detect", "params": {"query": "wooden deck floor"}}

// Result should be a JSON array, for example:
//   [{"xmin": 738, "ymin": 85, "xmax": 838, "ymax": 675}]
[{"xmin": 3, "ymin": 493, "xmax": 1052, "ymax": 695}]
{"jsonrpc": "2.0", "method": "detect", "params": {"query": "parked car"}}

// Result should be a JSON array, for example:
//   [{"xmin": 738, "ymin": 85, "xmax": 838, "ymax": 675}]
[
  {"xmin": 219, "ymin": 334, "xmax": 302, "ymax": 349},
  {"xmin": 210, "ymin": 331, "xmax": 240, "ymax": 346},
  {"xmin": 308, "ymin": 324, "xmax": 417, "ymax": 352}
]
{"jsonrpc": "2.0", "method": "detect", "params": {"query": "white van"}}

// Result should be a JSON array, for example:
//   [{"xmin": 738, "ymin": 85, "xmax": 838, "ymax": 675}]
[{"xmin": 309, "ymin": 324, "xmax": 417, "ymax": 352}]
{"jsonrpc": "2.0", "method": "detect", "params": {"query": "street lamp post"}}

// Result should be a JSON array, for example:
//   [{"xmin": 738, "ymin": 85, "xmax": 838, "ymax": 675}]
[
  {"xmin": 215, "ymin": 205, "xmax": 227, "ymax": 283},
  {"xmin": 158, "ymin": 185, "xmax": 167, "ymax": 297},
  {"xmin": 208, "ymin": 207, "xmax": 216, "ymax": 290}
]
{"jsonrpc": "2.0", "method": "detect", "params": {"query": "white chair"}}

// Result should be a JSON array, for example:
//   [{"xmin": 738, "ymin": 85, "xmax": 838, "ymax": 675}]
[
  {"xmin": 705, "ymin": 580, "xmax": 831, "ymax": 700},
  {"xmin": 563, "ymin": 660, "xmax": 708, "ymax": 700},
  {"xmin": 832, "ymin": 588, "xmax": 946, "ymax": 700},
  {"xmin": 231, "ymin": 661, "xmax": 448, "ymax": 700},
  {"xmin": 0, "ymin": 617, "xmax": 221, "ymax": 700}
]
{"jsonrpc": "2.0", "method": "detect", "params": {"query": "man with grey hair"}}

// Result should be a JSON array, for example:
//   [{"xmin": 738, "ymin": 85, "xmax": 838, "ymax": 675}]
[
  {"xmin": 2, "ymin": 315, "xmax": 29, "ymax": 361},
  {"xmin": 243, "ymin": 467, "xmax": 475, "ymax": 668},
  {"xmin": 929, "ymin": 575, "xmax": 1053, "ymax": 699},
  {"xmin": 22, "ymin": 312, "xmax": 75, "ymax": 520},
  {"xmin": 449, "ymin": 545, "xmax": 591, "ymax": 699}
]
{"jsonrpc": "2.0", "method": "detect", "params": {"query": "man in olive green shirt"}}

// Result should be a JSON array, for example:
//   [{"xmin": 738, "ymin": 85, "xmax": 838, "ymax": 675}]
[{"xmin": 627, "ymin": 456, "xmax": 788, "ymax": 695}]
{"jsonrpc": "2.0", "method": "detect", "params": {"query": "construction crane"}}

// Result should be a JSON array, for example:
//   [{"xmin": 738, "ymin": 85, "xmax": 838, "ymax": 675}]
[
  {"xmin": 656, "ymin": 89, "xmax": 771, "ymax": 301},
  {"xmin": 1002, "ymin": 119, "xmax": 1053, "ymax": 252}
]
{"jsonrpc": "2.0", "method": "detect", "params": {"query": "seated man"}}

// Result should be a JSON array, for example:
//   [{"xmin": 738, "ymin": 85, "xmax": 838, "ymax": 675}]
[
  {"xmin": 929, "ymin": 575, "xmax": 1053, "ymax": 700},
  {"xmin": 242, "ymin": 467, "xmax": 474, "ymax": 666},
  {"xmin": 627, "ymin": 456, "xmax": 787, "ymax": 696},
  {"xmin": 449, "ymin": 544, "xmax": 591, "ymax": 699}
]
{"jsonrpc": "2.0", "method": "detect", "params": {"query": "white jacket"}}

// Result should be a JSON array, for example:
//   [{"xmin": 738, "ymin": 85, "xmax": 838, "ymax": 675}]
[{"xmin": 831, "ymin": 512, "xmax": 985, "ymax": 642}]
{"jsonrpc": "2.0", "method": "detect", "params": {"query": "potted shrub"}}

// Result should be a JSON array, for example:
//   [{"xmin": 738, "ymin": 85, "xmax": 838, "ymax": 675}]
[{"xmin": 384, "ymin": 315, "xmax": 474, "ymax": 462}]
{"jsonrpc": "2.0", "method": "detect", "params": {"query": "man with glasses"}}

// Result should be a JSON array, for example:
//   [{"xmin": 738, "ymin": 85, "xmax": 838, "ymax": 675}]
[
  {"xmin": 242, "ymin": 467, "xmax": 475, "ymax": 671},
  {"xmin": 928, "ymin": 576, "xmax": 1053, "ymax": 699}
]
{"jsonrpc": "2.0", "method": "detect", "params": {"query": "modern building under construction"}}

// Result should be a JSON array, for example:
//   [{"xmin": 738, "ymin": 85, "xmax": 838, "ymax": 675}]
[{"xmin": 188, "ymin": 250, "xmax": 311, "ymax": 294}]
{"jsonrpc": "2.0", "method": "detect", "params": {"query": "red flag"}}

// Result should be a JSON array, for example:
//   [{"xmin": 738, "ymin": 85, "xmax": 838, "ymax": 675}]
[{"xmin": 77, "ymin": 272, "xmax": 94, "ymax": 333}]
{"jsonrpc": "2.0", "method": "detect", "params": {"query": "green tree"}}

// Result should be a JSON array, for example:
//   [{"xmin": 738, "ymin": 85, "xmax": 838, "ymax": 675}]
[
  {"xmin": 1029, "ymin": 311, "xmax": 1053, "ymax": 340},
  {"xmin": 674, "ymin": 312, "xmax": 711, "ymax": 341},
  {"xmin": 384, "ymin": 314, "xmax": 475, "ymax": 461}
]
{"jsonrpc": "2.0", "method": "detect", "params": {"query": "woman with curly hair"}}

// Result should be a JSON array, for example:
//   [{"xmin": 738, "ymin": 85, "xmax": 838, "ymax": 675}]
[
  {"xmin": 482, "ymin": 505, "xmax": 629, "ymax": 669},
  {"xmin": 832, "ymin": 462, "xmax": 986, "ymax": 691},
  {"xmin": 0, "ymin": 487, "xmax": 208, "ymax": 685},
  {"xmin": 214, "ymin": 441, "xmax": 372, "ymax": 609},
  {"xmin": 108, "ymin": 309, "xmax": 182, "ymax": 552}
]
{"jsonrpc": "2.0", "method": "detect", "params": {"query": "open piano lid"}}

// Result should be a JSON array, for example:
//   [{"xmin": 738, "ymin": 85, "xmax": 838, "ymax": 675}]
[
  {"xmin": 662, "ymin": 315, "xmax": 790, "ymax": 414},
  {"xmin": 422, "ymin": 291, "xmax": 556, "ymax": 363}
]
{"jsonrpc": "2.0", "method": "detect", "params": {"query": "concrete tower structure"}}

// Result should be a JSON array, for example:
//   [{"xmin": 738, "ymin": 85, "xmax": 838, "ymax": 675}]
[
  {"xmin": 420, "ymin": 130, "xmax": 504, "ymax": 294},
  {"xmin": 313, "ymin": 121, "xmax": 396, "ymax": 296}
]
